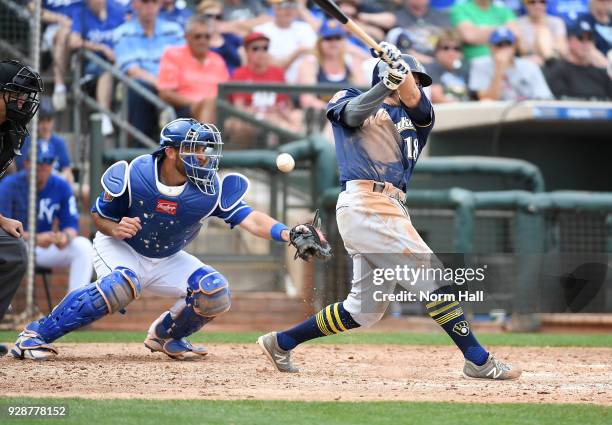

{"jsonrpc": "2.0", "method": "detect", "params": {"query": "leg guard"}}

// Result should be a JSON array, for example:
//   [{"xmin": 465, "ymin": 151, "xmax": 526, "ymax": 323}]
[
  {"xmin": 95, "ymin": 266, "xmax": 142, "ymax": 315},
  {"xmin": 144, "ymin": 266, "xmax": 230, "ymax": 359},
  {"xmin": 11, "ymin": 267, "xmax": 141, "ymax": 360},
  {"xmin": 187, "ymin": 266, "xmax": 231, "ymax": 317}
]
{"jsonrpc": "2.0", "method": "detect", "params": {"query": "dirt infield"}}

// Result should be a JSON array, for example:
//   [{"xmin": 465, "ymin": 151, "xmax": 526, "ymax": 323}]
[{"xmin": 1, "ymin": 343, "xmax": 610, "ymax": 404}]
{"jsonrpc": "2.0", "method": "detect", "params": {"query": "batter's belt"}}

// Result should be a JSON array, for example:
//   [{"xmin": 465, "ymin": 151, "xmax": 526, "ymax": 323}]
[{"xmin": 344, "ymin": 180, "xmax": 406, "ymax": 203}]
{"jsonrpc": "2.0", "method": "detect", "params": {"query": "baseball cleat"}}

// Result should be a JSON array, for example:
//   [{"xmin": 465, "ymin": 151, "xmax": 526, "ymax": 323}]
[
  {"xmin": 10, "ymin": 330, "xmax": 58, "ymax": 361},
  {"xmin": 257, "ymin": 332, "xmax": 299, "ymax": 373},
  {"xmin": 463, "ymin": 354, "xmax": 522, "ymax": 380},
  {"xmin": 144, "ymin": 336, "xmax": 208, "ymax": 360}
]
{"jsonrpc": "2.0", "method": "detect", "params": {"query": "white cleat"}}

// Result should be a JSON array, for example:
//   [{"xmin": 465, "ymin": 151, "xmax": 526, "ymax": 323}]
[
  {"xmin": 463, "ymin": 354, "xmax": 522, "ymax": 380},
  {"xmin": 257, "ymin": 332, "xmax": 299, "ymax": 373}
]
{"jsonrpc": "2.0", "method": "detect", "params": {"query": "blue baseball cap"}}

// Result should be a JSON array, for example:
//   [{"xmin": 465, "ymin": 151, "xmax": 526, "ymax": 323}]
[
  {"xmin": 319, "ymin": 19, "xmax": 346, "ymax": 39},
  {"xmin": 23, "ymin": 140, "xmax": 56, "ymax": 164},
  {"xmin": 38, "ymin": 97, "xmax": 54, "ymax": 119},
  {"xmin": 385, "ymin": 28, "xmax": 414, "ymax": 53},
  {"xmin": 489, "ymin": 27, "xmax": 516, "ymax": 45},
  {"xmin": 567, "ymin": 19, "xmax": 594, "ymax": 38}
]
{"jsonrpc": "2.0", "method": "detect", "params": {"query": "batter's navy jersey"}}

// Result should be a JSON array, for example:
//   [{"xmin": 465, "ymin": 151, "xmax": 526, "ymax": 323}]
[
  {"xmin": 326, "ymin": 87, "xmax": 435, "ymax": 191},
  {"xmin": 0, "ymin": 170, "xmax": 79, "ymax": 232}
]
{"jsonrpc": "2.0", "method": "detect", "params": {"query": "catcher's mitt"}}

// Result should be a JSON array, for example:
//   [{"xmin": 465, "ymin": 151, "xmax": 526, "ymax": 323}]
[{"xmin": 289, "ymin": 210, "xmax": 332, "ymax": 262}]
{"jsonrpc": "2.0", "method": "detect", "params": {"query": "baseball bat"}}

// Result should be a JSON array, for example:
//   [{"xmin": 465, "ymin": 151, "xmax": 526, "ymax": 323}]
[{"xmin": 312, "ymin": 0, "xmax": 382, "ymax": 53}]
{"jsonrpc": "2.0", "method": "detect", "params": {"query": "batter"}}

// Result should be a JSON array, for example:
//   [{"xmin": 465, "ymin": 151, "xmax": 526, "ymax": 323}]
[{"xmin": 258, "ymin": 42, "xmax": 521, "ymax": 380}]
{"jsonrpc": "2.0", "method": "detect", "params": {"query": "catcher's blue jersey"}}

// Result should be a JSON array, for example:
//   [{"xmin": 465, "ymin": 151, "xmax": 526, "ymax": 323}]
[
  {"xmin": 326, "ymin": 87, "xmax": 435, "ymax": 191},
  {"xmin": 91, "ymin": 154, "xmax": 253, "ymax": 258}
]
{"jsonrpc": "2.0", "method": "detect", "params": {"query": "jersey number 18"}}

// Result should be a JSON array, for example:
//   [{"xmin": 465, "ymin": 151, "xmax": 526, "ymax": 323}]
[{"xmin": 404, "ymin": 137, "xmax": 419, "ymax": 160}]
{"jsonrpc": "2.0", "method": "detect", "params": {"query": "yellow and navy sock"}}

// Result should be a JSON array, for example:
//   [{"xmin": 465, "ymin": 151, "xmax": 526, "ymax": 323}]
[
  {"xmin": 276, "ymin": 302, "xmax": 360, "ymax": 351},
  {"xmin": 426, "ymin": 286, "xmax": 488, "ymax": 366}
]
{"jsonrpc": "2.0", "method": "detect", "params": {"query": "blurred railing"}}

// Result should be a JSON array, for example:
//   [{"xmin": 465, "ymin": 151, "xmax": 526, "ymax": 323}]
[
  {"xmin": 74, "ymin": 50, "xmax": 175, "ymax": 149},
  {"xmin": 412, "ymin": 156, "xmax": 546, "ymax": 193},
  {"xmin": 216, "ymin": 82, "xmax": 368, "ymax": 148}
]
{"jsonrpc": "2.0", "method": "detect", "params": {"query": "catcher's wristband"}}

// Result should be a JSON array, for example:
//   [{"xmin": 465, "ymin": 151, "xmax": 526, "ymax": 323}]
[{"xmin": 271, "ymin": 223, "xmax": 289, "ymax": 242}]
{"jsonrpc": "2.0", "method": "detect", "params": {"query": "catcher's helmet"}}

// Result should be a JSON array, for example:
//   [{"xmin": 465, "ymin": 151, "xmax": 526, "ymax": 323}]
[
  {"xmin": 371, "ymin": 54, "xmax": 432, "ymax": 88},
  {"xmin": 157, "ymin": 118, "xmax": 223, "ymax": 195},
  {"xmin": 0, "ymin": 59, "xmax": 43, "ymax": 130},
  {"xmin": 158, "ymin": 117, "xmax": 199, "ymax": 150}
]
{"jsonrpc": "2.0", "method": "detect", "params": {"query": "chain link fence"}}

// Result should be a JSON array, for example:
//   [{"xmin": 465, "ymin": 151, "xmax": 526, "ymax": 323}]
[
  {"xmin": 1, "ymin": 0, "xmax": 43, "ymax": 322},
  {"xmin": 0, "ymin": 0, "xmax": 32, "ymax": 63}
]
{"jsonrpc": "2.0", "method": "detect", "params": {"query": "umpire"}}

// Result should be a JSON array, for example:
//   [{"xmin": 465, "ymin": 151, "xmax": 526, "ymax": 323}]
[{"xmin": 0, "ymin": 59, "xmax": 43, "ymax": 355}]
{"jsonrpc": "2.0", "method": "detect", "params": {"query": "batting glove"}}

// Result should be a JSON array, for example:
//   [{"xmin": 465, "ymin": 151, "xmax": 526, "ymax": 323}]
[
  {"xmin": 375, "ymin": 42, "xmax": 402, "ymax": 65},
  {"xmin": 382, "ymin": 64, "xmax": 409, "ymax": 91}
]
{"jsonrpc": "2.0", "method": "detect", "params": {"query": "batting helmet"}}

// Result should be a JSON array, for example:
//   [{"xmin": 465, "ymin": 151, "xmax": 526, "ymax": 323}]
[
  {"xmin": 371, "ymin": 54, "xmax": 432, "ymax": 88},
  {"xmin": 157, "ymin": 118, "xmax": 223, "ymax": 195}
]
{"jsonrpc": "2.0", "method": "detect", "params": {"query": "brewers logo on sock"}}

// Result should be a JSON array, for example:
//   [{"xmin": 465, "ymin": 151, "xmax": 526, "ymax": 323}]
[{"xmin": 453, "ymin": 321, "xmax": 470, "ymax": 336}]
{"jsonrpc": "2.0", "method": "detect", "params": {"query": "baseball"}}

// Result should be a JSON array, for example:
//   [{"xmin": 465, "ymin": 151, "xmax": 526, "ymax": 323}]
[{"xmin": 276, "ymin": 153, "xmax": 295, "ymax": 173}]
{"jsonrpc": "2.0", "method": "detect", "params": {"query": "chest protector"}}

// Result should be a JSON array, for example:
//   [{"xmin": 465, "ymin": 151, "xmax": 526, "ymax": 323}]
[{"xmin": 125, "ymin": 155, "xmax": 220, "ymax": 258}]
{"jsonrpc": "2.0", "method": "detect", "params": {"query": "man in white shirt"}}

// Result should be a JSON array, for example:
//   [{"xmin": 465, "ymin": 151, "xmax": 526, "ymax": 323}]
[
  {"xmin": 469, "ymin": 27, "xmax": 553, "ymax": 101},
  {"xmin": 254, "ymin": 0, "xmax": 317, "ymax": 82}
]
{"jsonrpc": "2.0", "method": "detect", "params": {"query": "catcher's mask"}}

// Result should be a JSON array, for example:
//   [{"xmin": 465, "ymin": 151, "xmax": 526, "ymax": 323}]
[
  {"xmin": 1, "ymin": 59, "xmax": 43, "ymax": 131},
  {"xmin": 158, "ymin": 118, "xmax": 223, "ymax": 195}
]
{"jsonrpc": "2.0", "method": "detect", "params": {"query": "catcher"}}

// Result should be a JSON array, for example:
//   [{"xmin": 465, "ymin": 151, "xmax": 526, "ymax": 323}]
[
  {"xmin": 257, "ymin": 43, "xmax": 521, "ymax": 380},
  {"xmin": 11, "ymin": 118, "xmax": 326, "ymax": 360}
]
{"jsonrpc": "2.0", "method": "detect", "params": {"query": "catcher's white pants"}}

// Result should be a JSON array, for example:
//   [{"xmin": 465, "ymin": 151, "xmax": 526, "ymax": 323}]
[
  {"xmin": 92, "ymin": 232, "xmax": 207, "ymax": 305},
  {"xmin": 35, "ymin": 236, "xmax": 94, "ymax": 293},
  {"xmin": 337, "ymin": 180, "xmax": 442, "ymax": 327}
]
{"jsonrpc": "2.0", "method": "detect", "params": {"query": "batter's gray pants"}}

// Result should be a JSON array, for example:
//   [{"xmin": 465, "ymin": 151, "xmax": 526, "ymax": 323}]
[{"xmin": 0, "ymin": 228, "xmax": 27, "ymax": 321}]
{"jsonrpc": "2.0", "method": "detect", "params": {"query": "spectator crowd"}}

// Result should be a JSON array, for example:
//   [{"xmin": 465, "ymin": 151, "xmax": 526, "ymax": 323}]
[{"xmin": 28, "ymin": 0, "xmax": 612, "ymax": 141}]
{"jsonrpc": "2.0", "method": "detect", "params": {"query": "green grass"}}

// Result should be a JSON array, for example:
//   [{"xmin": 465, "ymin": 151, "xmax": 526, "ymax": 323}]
[
  {"xmin": 1, "ymin": 330, "xmax": 611, "ymax": 347},
  {"xmin": 0, "ymin": 398, "xmax": 609, "ymax": 425}
]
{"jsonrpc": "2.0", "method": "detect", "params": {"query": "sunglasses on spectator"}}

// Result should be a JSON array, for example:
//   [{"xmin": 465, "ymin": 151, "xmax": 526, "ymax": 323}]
[
  {"xmin": 277, "ymin": 1, "xmax": 298, "ymax": 8},
  {"xmin": 140, "ymin": 0, "xmax": 159, "ymax": 4},
  {"xmin": 576, "ymin": 34, "xmax": 593, "ymax": 42},
  {"xmin": 438, "ymin": 45, "xmax": 461, "ymax": 52},
  {"xmin": 249, "ymin": 44, "xmax": 269, "ymax": 52},
  {"xmin": 204, "ymin": 13, "xmax": 222, "ymax": 20},
  {"xmin": 494, "ymin": 41, "xmax": 514, "ymax": 47},
  {"xmin": 323, "ymin": 35, "xmax": 344, "ymax": 41},
  {"xmin": 526, "ymin": 0, "xmax": 546, "ymax": 5},
  {"xmin": 191, "ymin": 32, "xmax": 211, "ymax": 40}
]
